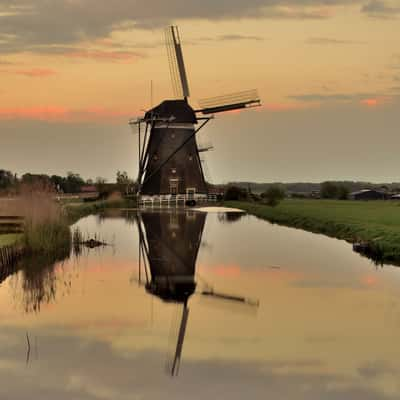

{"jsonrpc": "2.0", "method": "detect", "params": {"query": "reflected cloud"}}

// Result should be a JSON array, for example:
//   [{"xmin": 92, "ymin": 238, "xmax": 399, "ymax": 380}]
[{"xmin": 0, "ymin": 326, "xmax": 397, "ymax": 400}]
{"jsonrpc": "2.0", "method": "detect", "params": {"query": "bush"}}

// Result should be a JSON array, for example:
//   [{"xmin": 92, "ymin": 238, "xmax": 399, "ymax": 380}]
[
  {"xmin": 224, "ymin": 186, "xmax": 248, "ymax": 201},
  {"xmin": 261, "ymin": 186, "xmax": 285, "ymax": 207}
]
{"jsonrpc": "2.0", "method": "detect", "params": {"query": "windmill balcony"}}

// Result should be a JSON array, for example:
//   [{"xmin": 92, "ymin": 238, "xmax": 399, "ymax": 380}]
[{"xmin": 139, "ymin": 193, "xmax": 217, "ymax": 208}]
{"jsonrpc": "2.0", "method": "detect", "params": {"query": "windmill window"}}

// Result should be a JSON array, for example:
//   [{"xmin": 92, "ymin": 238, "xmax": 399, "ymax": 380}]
[
  {"xmin": 171, "ymin": 168, "xmax": 177, "ymax": 174},
  {"xmin": 171, "ymin": 133, "xmax": 176, "ymax": 139},
  {"xmin": 188, "ymin": 155, "xmax": 193, "ymax": 161},
  {"xmin": 153, "ymin": 154, "xmax": 159, "ymax": 161}
]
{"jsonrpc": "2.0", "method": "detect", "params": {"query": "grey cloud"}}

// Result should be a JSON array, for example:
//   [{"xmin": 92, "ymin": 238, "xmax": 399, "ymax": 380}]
[
  {"xmin": 358, "ymin": 361, "xmax": 397, "ymax": 379},
  {"xmin": 217, "ymin": 34, "xmax": 265, "ymax": 41},
  {"xmin": 195, "ymin": 34, "xmax": 266, "ymax": 44},
  {"xmin": 287, "ymin": 90, "xmax": 396, "ymax": 103},
  {"xmin": 361, "ymin": 0, "xmax": 400, "ymax": 18},
  {"xmin": 306, "ymin": 37, "xmax": 366, "ymax": 45},
  {"xmin": 0, "ymin": 0, "xmax": 362, "ymax": 54},
  {"xmin": 288, "ymin": 93, "xmax": 370, "ymax": 102}
]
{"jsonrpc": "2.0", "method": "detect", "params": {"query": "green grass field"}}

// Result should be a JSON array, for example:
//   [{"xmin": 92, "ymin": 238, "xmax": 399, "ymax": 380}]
[
  {"xmin": 226, "ymin": 200, "xmax": 400, "ymax": 264},
  {"xmin": 0, "ymin": 233, "xmax": 21, "ymax": 248}
]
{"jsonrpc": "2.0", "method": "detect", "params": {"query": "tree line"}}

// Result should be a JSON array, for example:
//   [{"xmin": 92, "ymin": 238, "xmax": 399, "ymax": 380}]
[{"xmin": 0, "ymin": 169, "xmax": 134, "ymax": 195}]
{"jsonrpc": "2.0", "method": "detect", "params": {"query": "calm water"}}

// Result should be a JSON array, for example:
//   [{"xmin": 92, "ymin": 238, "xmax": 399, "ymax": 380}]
[{"xmin": 1, "ymin": 209, "xmax": 400, "ymax": 399}]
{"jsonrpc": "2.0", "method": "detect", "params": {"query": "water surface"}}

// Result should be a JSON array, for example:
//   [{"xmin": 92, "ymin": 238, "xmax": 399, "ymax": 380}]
[{"xmin": 1, "ymin": 209, "xmax": 400, "ymax": 399}]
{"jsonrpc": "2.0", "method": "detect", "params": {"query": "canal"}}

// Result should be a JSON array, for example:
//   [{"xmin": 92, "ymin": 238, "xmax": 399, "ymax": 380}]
[{"xmin": 1, "ymin": 208, "xmax": 399, "ymax": 399}]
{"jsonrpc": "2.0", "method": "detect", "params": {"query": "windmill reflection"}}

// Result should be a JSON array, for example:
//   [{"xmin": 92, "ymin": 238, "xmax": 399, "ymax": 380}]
[
  {"xmin": 136, "ymin": 209, "xmax": 259, "ymax": 376},
  {"xmin": 137, "ymin": 209, "xmax": 205, "ymax": 376}
]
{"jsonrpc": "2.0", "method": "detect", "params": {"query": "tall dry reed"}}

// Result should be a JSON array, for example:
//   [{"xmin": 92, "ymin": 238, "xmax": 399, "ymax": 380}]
[{"xmin": 3, "ymin": 182, "xmax": 71, "ymax": 254}]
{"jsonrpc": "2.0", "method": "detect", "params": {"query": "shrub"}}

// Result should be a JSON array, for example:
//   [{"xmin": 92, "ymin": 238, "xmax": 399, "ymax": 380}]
[{"xmin": 261, "ymin": 186, "xmax": 286, "ymax": 207}]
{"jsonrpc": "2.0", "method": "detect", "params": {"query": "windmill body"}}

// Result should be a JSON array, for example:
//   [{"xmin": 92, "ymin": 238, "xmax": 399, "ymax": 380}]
[
  {"xmin": 141, "ymin": 100, "xmax": 207, "ymax": 196},
  {"xmin": 131, "ymin": 26, "xmax": 261, "ymax": 204}
]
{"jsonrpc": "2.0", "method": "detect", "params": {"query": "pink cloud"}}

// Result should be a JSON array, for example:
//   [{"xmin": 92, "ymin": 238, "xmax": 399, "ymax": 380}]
[
  {"xmin": 0, "ymin": 106, "xmax": 68, "ymax": 121},
  {"xmin": 14, "ymin": 68, "xmax": 56, "ymax": 77},
  {"xmin": 64, "ymin": 50, "xmax": 144, "ymax": 62},
  {"xmin": 0, "ymin": 106, "xmax": 134, "ymax": 123}
]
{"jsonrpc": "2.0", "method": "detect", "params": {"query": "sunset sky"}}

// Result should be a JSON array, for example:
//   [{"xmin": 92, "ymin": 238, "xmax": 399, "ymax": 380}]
[{"xmin": 1, "ymin": 0, "xmax": 399, "ymax": 183}]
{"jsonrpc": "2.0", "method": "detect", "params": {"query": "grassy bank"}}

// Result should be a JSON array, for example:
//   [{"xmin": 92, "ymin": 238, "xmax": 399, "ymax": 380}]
[
  {"xmin": 0, "ymin": 233, "xmax": 21, "ymax": 248},
  {"xmin": 225, "ymin": 200, "xmax": 400, "ymax": 264},
  {"xmin": 65, "ymin": 198, "xmax": 137, "ymax": 225}
]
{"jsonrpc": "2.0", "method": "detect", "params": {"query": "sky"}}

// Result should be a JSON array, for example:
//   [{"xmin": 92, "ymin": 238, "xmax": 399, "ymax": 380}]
[{"xmin": 0, "ymin": 0, "xmax": 399, "ymax": 183}]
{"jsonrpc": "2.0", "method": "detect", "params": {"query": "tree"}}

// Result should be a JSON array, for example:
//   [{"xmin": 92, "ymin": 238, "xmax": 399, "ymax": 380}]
[
  {"xmin": 0, "ymin": 169, "xmax": 15, "ymax": 190},
  {"xmin": 320, "ymin": 182, "xmax": 339, "ymax": 199},
  {"xmin": 50, "ymin": 175, "xmax": 66, "ymax": 193},
  {"xmin": 95, "ymin": 177, "xmax": 108, "ymax": 197},
  {"xmin": 337, "ymin": 185, "xmax": 349, "ymax": 200},
  {"xmin": 321, "ymin": 181, "xmax": 349, "ymax": 200},
  {"xmin": 116, "ymin": 171, "xmax": 134, "ymax": 194},
  {"xmin": 261, "ymin": 186, "xmax": 285, "ymax": 207},
  {"xmin": 64, "ymin": 172, "xmax": 85, "ymax": 193}
]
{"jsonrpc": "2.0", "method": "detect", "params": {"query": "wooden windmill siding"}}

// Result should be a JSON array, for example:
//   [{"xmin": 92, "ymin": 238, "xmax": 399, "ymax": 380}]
[{"xmin": 141, "ymin": 100, "xmax": 207, "ymax": 195}]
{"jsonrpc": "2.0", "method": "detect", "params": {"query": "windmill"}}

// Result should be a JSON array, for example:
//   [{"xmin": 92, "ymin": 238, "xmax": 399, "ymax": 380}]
[
  {"xmin": 130, "ymin": 26, "xmax": 261, "ymax": 204},
  {"xmin": 134, "ymin": 210, "xmax": 259, "ymax": 376}
]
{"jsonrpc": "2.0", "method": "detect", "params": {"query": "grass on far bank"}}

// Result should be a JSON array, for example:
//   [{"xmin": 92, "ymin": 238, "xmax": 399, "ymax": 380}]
[
  {"xmin": 0, "ymin": 233, "xmax": 21, "ymax": 248},
  {"xmin": 225, "ymin": 199, "xmax": 400, "ymax": 264}
]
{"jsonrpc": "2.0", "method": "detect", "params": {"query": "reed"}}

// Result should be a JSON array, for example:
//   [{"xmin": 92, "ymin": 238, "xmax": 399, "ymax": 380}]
[{"xmin": 4, "ymin": 182, "xmax": 71, "ymax": 256}]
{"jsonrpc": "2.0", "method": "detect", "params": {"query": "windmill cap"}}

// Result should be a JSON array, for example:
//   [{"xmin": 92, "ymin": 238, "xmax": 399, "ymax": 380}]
[{"xmin": 145, "ymin": 100, "xmax": 197, "ymax": 123}]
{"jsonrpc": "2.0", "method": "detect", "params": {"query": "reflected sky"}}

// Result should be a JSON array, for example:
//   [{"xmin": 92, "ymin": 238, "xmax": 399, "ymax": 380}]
[{"xmin": 1, "ymin": 210, "xmax": 400, "ymax": 399}]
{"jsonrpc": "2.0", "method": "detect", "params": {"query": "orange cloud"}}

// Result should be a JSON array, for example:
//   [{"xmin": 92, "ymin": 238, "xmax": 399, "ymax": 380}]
[
  {"xmin": 360, "ymin": 98, "xmax": 378, "ymax": 107},
  {"xmin": 213, "ymin": 264, "xmax": 242, "ymax": 277},
  {"xmin": 64, "ymin": 50, "xmax": 144, "ymax": 62},
  {"xmin": 360, "ymin": 97, "xmax": 392, "ymax": 107},
  {"xmin": 361, "ymin": 274, "xmax": 379, "ymax": 287},
  {"xmin": 0, "ymin": 106, "xmax": 135, "ymax": 122}
]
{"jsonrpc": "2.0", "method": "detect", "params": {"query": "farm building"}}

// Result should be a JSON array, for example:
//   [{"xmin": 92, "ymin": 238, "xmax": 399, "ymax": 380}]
[{"xmin": 349, "ymin": 189, "xmax": 386, "ymax": 200}]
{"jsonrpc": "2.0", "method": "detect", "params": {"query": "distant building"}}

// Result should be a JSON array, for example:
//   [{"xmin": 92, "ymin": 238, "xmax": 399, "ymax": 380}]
[
  {"xmin": 81, "ymin": 185, "xmax": 97, "ymax": 193},
  {"xmin": 349, "ymin": 189, "xmax": 386, "ymax": 200},
  {"xmin": 80, "ymin": 185, "xmax": 99, "ymax": 201},
  {"xmin": 390, "ymin": 194, "xmax": 400, "ymax": 200}
]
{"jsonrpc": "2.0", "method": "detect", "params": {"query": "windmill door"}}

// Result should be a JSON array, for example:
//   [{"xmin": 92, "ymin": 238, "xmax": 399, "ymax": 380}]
[
  {"xmin": 169, "ymin": 179, "xmax": 179, "ymax": 195},
  {"xmin": 186, "ymin": 188, "xmax": 196, "ymax": 200}
]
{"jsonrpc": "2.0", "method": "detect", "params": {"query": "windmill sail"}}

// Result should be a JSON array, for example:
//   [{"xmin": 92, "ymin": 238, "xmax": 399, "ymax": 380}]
[
  {"xmin": 171, "ymin": 303, "xmax": 190, "ymax": 376},
  {"xmin": 198, "ymin": 89, "xmax": 261, "ymax": 114},
  {"xmin": 165, "ymin": 26, "xmax": 190, "ymax": 99}
]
